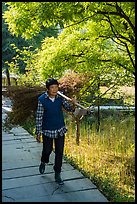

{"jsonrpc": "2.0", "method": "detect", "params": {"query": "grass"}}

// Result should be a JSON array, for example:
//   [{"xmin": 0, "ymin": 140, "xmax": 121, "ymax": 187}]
[{"xmin": 64, "ymin": 113, "xmax": 135, "ymax": 202}]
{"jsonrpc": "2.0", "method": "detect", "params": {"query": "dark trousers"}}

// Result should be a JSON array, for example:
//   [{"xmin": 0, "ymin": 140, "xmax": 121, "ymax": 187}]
[{"xmin": 41, "ymin": 134, "xmax": 65, "ymax": 173}]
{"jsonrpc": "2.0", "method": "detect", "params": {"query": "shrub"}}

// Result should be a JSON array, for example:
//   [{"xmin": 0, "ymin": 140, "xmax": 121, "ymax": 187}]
[{"xmin": 4, "ymin": 85, "xmax": 45, "ymax": 126}]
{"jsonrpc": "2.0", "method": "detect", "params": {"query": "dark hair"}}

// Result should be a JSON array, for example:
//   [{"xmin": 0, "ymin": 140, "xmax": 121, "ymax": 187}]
[{"xmin": 46, "ymin": 78, "xmax": 59, "ymax": 89}]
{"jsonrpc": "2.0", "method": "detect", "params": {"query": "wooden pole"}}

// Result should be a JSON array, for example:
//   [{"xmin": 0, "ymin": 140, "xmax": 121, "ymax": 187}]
[
  {"xmin": 97, "ymin": 77, "xmax": 100, "ymax": 132},
  {"xmin": 76, "ymin": 118, "xmax": 80, "ymax": 145}
]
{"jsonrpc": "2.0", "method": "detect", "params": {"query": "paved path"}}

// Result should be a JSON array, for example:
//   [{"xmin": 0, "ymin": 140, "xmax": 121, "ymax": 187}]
[{"xmin": 2, "ymin": 95, "xmax": 109, "ymax": 202}]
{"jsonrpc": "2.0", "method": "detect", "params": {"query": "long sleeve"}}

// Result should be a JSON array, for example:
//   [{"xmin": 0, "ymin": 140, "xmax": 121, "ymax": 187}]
[
  {"xmin": 36, "ymin": 100, "xmax": 44, "ymax": 134},
  {"xmin": 62, "ymin": 98, "xmax": 75, "ymax": 113}
]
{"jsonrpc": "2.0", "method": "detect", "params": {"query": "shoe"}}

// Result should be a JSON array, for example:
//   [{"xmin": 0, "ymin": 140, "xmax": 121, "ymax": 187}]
[
  {"xmin": 39, "ymin": 162, "xmax": 45, "ymax": 174},
  {"xmin": 55, "ymin": 172, "xmax": 64, "ymax": 185}
]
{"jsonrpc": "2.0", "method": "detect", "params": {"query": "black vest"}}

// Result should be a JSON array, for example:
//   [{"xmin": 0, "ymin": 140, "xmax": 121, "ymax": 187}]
[{"xmin": 38, "ymin": 93, "xmax": 65, "ymax": 130}]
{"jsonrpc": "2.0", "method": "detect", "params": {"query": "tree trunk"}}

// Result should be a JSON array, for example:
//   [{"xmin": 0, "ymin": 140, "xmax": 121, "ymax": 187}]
[
  {"xmin": 97, "ymin": 77, "xmax": 100, "ymax": 131},
  {"xmin": 6, "ymin": 67, "xmax": 11, "ymax": 86},
  {"xmin": 76, "ymin": 118, "xmax": 80, "ymax": 145},
  {"xmin": 15, "ymin": 78, "xmax": 17, "ymax": 85}
]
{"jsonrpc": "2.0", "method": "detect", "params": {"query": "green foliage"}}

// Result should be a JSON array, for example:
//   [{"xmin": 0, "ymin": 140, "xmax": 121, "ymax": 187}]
[
  {"xmin": 24, "ymin": 20, "xmax": 134, "ymax": 91},
  {"xmin": 2, "ymin": 2, "xmax": 59, "ymax": 75},
  {"xmin": 19, "ymin": 20, "xmax": 134, "ymax": 90},
  {"xmin": 3, "ymin": 2, "xmax": 135, "ymax": 102},
  {"xmin": 3, "ymin": 2, "xmax": 135, "ymax": 73},
  {"xmin": 21, "ymin": 116, "xmax": 36, "ymax": 136},
  {"xmin": 2, "ymin": 3, "xmax": 16, "ymax": 69}
]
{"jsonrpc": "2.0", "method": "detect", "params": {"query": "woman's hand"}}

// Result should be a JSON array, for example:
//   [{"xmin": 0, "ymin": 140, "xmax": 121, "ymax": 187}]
[
  {"xmin": 36, "ymin": 133, "xmax": 41, "ymax": 143},
  {"xmin": 69, "ymin": 98, "xmax": 77, "ymax": 112},
  {"xmin": 70, "ymin": 98, "xmax": 77, "ymax": 105}
]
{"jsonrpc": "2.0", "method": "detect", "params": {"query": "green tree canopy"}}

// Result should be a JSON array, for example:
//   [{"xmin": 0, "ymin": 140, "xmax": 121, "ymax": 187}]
[
  {"xmin": 2, "ymin": 2, "xmax": 59, "ymax": 74},
  {"xmin": 3, "ymin": 2, "xmax": 135, "ymax": 89}
]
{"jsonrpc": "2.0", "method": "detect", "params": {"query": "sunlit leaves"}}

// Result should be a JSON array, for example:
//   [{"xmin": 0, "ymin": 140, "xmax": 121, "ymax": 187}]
[{"xmin": 3, "ymin": 2, "xmax": 135, "ymax": 88}]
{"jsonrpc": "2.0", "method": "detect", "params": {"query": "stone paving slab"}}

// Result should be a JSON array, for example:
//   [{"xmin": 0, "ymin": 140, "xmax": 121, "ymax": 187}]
[
  {"xmin": 2, "ymin": 159, "xmax": 72, "ymax": 172},
  {"xmin": 2, "ymin": 137, "xmax": 66, "ymax": 165},
  {"xmin": 2, "ymin": 178, "xmax": 97, "ymax": 200},
  {"xmin": 2, "ymin": 148, "xmax": 41, "ymax": 163},
  {"xmin": 2, "ymin": 131, "xmax": 34, "ymax": 138},
  {"xmin": 2, "ymin": 144, "xmax": 66, "ymax": 165},
  {"xmin": 2, "ymin": 160, "xmax": 40, "ymax": 171},
  {"xmin": 2, "ymin": 178, "xmax": 108, "ymax": 202},
  {"xmin": 2, "ymin": 169, "xmax": 84, "ymax": 190},
  {"xmin": 2, "ymin": 163, "xmax": 74, "ymax": 180},
  {"xmin": 2, "ymin": 141, "xmax": 41, "ymax": 150},
  {"xmin": 15, "ymin": 189, "xmax": 108, "ymax": 202},
  {"xmin": 2, "ymin": 106, "xmax": 12, "ymax": 112},
  {"xmin": 2, "ymin": 138, "xmax": 37, "ymax": 144},
  {"xmin": 2, "ymin": 136, "xmax": 35, "ymax": 141},
  {"xmin": 2, "ymin": 113, "xmax": 7, "ymax": 121},
  {"xmin": 10, "ymin": 127, "xmax": 33, "ymax": 135}
]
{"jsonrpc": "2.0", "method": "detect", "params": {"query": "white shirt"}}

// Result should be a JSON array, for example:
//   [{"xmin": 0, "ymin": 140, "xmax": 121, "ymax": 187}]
[{"xmin": 49, "ymin": 97, "xmax": 55, "ymax": 102}]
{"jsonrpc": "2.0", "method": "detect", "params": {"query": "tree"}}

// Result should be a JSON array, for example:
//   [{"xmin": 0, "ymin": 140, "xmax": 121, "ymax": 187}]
[
  {"xmin": 3, "ymin": 2, "xmax": 135, "ymax": 76},
  {"xmin": 3, "ymin": 2, "xmax": 135, "ymax": 103},
  {"xmin": 2, "ymin": 2, "xmax": 59, "ymax": 77}
]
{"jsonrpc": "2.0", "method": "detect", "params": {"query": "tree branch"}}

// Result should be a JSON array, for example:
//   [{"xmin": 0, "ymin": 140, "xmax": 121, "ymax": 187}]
[
  {"xmin": 71, "ymin": 48, "xmax": 87, "ymax": 57},
  {"xmin": 111, "ymin": 38, "xmax": 126, "ymax": 47},
  {"xmin": 116, "ymin": 62, "xmax": 135, "ymax": 76},
  {"xmin": 104, "ymin": 17, "xmax": 134, "ymax": 45},
  {"xmin": 124, "ymin": 43, "xmax": 135, "ymax": 68},
  {"xmin": 115, "ymin": 2, "xmax": 135, "ymax": 33},
  {"xmin": 106, "ymin": 15, "xmax": 135, "ymax": 72},
  {"xmin": 77, "ymin": 60, "xmax": 86, "ymax": 64},
  {"xmin": 99, "ymin": 83, "xmax": 118, "ymax": 98},
  {"xmin": 96, "ymin": 3, "xmax": 135, "ymax": 33}
]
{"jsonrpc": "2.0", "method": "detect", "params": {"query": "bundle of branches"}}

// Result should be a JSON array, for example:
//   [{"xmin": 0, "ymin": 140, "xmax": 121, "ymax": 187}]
[
  {"xmin": 4, "ymin": 85, "xmax": 45, "ymax": 126},
  {"xmin": 58, "ymin": 71, "xmax": 85, "ymax": 98}
]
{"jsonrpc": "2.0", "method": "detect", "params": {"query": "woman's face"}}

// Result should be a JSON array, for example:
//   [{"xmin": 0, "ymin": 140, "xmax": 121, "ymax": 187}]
[{"xmin": 48, "ymin": 84, "xmax": 59, "ymax": 97}]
